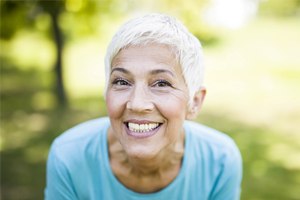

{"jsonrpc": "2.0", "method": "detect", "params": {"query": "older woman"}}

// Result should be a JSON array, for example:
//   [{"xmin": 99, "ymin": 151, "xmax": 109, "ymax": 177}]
[{"xmin": 45, "ymin": 13, "xmax": 242, "ymax": 200}]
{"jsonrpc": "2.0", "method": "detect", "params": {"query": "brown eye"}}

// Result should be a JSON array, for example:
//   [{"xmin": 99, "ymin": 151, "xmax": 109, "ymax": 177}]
[
  {"xmin": 112, "ymin": 78, "xmax": 130, "ymax": 86},
  {"xmin": 153, "ymin": 80, "xmax": 172, "ymax": 87}
]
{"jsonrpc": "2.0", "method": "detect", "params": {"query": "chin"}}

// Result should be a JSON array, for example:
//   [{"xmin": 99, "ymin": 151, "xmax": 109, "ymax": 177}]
[{"xmin": 125, "ymin": 145, "xmax": 163, "ymax": 160}]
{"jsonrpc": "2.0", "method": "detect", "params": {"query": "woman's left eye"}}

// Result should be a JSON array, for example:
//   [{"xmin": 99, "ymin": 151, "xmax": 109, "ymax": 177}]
[{"xmin": 153, "ymin": 80, "xmax": 172, "ymax": 87}]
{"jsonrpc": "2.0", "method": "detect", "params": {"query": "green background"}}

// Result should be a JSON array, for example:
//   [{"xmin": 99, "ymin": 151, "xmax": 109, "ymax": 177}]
[{"xmin": 1, "ymin": 0, "xmax": 300, "ymax": 199}]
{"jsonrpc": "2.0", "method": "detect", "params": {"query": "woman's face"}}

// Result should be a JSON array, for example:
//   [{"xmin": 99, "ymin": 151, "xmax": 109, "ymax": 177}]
[{"xmin": 106, "ymin": 44, "xmax": 191, "ymax": 159}]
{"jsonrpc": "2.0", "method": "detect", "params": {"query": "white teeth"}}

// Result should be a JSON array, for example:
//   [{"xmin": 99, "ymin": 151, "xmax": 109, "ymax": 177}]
[{"xmin": 128, "ymin": 122, "xmax": 160, "ymax": 133}]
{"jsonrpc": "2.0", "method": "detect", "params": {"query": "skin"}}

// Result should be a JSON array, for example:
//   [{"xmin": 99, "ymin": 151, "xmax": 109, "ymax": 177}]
[{"xmin": 106, "ymin": 44, "xmax": 206, "ymax": 193}]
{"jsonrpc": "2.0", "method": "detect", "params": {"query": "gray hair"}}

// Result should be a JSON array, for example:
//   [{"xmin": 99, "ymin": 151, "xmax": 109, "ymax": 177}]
[{"xmin": 104, "ymin": 13, "xmax": 205, "ymax": 105}]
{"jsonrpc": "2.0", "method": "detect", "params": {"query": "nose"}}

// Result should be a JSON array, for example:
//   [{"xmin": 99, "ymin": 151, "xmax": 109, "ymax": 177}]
[{"xmin": 126, "ymin": 85, "xmax": 154, "ymax": 113}]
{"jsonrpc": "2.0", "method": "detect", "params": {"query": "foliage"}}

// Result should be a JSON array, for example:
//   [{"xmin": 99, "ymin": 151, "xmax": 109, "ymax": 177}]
[
  {"xmin": 0, "ymin": 0, "xmax": 129, "ymax": 106},
  {"xmin": 1, "ymin": 2, "xmax": 33, "ymax": 39},
  {"xmin": 258, "ymin": 0, "xmax": 300, "ymax": 17}
]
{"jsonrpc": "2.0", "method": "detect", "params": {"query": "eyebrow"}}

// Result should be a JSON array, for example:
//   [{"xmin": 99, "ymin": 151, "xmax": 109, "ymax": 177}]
[
  {"xmin": 110, "ymin": 67, "xmax": 130, "ymax": 75},
  {"xmin": 111, "ymin": 67, "xmax": 175, "ymax": 77},
  {"xmin": 150, "ymin": 69, "xmax": 175, "ymax": 77}
]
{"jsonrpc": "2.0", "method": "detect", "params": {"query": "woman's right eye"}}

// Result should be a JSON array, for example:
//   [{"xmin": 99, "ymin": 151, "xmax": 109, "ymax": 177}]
[{"xmin": 112, "ymin": 78, "xmax": 130, "ymax": 86}]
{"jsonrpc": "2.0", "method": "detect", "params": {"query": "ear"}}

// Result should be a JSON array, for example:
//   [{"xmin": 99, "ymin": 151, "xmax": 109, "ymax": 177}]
[{"xmin": 186, "ymin": 87, "xmax": 206, "ymax": 120}]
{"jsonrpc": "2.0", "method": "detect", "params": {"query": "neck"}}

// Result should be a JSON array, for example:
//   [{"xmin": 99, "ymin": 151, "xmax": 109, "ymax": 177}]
[
  {"xmin": 128, "ymin": 145, "xmax": 184, "ymax": 176},
  {"xmin": 108, "ymin": 130, "xmax": 184, "ymax": 175},
  {"xmin": 107, "ymin": 128, "xmax": 185, "ymax": 193}
]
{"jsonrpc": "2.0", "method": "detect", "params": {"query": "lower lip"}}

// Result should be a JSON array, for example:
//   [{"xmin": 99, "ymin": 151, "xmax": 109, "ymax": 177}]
[{"xmin": 124, "ymin": 124, "xmax": 161, "ymax": 139}]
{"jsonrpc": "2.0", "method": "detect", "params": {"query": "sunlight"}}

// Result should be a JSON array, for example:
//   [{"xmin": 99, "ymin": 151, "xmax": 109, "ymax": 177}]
[
  {"xmin": 203, "ymin": 0, "xmax": 259, "ymax": 29},
  {"xmin": 8, "ymin": 31, "xmax": 55, "ymax": 71},
  {"xmin": 64, "ymin": 37, "xmax": 105, "ymax": 98}
]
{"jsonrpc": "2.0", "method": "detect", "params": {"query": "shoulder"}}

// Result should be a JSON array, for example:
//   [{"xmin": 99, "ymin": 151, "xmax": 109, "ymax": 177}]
[
  {"xmin": 49, "ymin": 117, "xmax": 110, "ymax": 161},
  {"xmin": 184, "ymin": 120, "xmax": 241, "ymax": 164},
  {"xmin": 184, "ymin": 120, "xmax": 242, "ymax": 198},
  {"xmin": 53, "ymin": 117, "xmax": 109, "ymax": 146}
]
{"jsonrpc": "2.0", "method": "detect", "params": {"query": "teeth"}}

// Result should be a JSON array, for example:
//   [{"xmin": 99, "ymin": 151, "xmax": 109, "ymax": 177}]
[{"xmin": 128, "ymin": 122, "xmax": 160, "ymax": 133}]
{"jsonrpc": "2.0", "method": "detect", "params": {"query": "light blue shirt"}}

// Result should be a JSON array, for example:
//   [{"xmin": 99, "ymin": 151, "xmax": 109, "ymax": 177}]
[{"xmin": 45, "ymin": 117, "xmax": 242, "ymax": 200}]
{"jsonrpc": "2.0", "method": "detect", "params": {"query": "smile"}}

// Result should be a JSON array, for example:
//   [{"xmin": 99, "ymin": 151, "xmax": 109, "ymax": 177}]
[
  {"xmin": 124, "ymin": 121, "xmax": 162, "ymax": 138},
  {"xmin": 128, "ymin": 122, "xmax": 160, "ymax": 133}
]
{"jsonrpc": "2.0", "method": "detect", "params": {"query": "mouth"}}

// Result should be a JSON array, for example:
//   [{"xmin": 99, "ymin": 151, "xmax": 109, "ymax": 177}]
[{"xmin": 124, "ymin": 121, "xmax": 162, "ymax": 138}]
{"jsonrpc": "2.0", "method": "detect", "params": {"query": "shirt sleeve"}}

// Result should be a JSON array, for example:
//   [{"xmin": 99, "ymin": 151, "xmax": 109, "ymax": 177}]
[
  {"xmin": 44, "ymin": 143, "xmax": 78, "ymax": 200},
  {"xmin": 209, "ymin": 143, "xmax": 243, "ymax": 200}
]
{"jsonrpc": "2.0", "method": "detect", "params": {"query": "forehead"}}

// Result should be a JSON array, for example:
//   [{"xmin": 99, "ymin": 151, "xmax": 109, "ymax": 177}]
[{"xmin": 111, "ymin": 44, "xmax": 181, "ymax": 73}]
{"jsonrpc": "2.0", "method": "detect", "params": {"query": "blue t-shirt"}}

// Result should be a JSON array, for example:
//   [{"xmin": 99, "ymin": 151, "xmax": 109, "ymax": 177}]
[{"xmin": 45, "ymin": 117, "xmax": 242, "ymax": 200}]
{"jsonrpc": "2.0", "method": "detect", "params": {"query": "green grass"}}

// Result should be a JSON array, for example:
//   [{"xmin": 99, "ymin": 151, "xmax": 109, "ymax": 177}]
[{"xmin": 1, "ymin": 17, "xmax": 300, "ymax": 199}]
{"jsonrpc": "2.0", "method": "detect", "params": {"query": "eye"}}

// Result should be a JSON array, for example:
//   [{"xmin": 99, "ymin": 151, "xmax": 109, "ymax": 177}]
[
  {"xmin": 112, "ymin": 78, "xmax": 130, "ymax": 86},
  {"xmin": 153, "ymin": 80, "xmax": 172, "ymax": 87}
]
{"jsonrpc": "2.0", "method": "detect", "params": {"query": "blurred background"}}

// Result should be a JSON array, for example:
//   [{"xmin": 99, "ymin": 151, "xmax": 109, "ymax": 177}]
[{"xmin": 1, "ymin": 0, "xmax": 300, "ymax": 199}]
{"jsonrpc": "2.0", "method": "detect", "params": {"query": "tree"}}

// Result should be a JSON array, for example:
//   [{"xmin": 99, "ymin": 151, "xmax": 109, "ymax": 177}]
[
  {"xmin": 38, "ymin": 1, "xmax": 67, "ymax": 106},
  {"xmin": 1, "ymin": 0, "xmax": 216, "ymax": 107},
  {"xmin": 1, "ymin": 0, "xmax": 68, "ymax": 106},
  {"xmin": 1, "ymin": 0, "xmax": 122, "ymax": 107}
]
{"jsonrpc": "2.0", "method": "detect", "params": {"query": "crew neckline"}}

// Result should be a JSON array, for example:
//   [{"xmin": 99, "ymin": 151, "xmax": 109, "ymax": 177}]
[{"xmin": 101, "ymin": 121, "xmax": 190, "ymax": 198}]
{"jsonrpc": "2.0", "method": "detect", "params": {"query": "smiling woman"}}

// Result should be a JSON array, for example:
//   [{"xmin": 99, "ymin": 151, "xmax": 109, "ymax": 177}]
[
  {"xmin": 107, "ymin": 44, "xmax": 190, "ymax": 166},
  {"xmin": 45, "ymin": 13, "xmax": 242, "ymax": 200}
]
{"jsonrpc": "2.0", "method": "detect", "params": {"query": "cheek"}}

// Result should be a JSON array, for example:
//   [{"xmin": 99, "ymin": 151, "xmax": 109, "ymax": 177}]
[
  {"xmin": 156, "ymin": 93, "xmax": 188, "ymax": 120},
  {"xmin": 106, "ymin": 91, "xmax": 126, "ymax": 118}
]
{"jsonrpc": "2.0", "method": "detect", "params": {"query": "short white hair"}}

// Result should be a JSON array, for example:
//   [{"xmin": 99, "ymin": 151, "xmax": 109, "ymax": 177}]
[{"xmin": 104, "ymin": 13, "xmax": 205, "ymax": 105}]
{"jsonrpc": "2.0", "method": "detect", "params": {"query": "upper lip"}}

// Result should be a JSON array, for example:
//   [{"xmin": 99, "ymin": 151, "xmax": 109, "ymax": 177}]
[{"xmin": 124, "ymin": 119, "xmax": 162, "ymax": 124}]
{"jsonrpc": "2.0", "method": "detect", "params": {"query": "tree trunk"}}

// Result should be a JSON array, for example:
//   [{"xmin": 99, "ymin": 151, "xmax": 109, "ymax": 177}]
[{"xmin": 50, "ymin": 12, "xmax": 68, "ymax": 107}]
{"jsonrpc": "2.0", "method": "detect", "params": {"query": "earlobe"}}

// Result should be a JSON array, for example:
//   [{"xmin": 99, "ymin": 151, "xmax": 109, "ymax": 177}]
[{"xmin": 186, "ymin": 87, "xmax": 206, "ymax": 120}]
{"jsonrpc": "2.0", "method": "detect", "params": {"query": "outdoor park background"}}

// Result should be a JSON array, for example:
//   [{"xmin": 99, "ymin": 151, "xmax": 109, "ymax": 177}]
[{"xmin": 1, "ymin": 0, "xmax": 300, "ymax": 199}]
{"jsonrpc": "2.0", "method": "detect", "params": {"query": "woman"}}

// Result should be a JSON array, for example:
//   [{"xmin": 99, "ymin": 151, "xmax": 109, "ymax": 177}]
[{"xmin": 45, "ymin": 13, "xmax": 242, "ymax": 200}]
